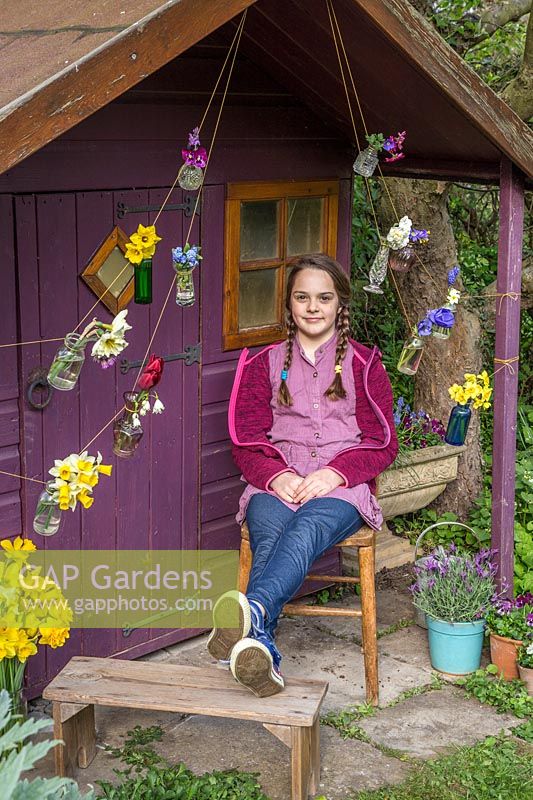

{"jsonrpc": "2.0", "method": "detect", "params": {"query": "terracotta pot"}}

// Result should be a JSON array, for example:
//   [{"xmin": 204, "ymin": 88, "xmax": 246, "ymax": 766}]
[
  {"xmin": 489, "ymin": 632, "xmax": 522, "ymax": 680},
  {"xmin": 518, "ymin": 664, "xmax": 533, "ymax": 695}
]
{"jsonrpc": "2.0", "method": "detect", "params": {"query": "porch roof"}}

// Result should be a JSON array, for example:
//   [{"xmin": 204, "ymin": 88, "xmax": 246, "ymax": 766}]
[{"xmin": 0, "ymin": 0, "xmax": 531, "ymax": 181}]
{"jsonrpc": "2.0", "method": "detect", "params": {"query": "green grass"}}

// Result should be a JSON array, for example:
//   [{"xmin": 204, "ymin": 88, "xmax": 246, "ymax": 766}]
[{"xmin": 347, "ymin": 735, "xmax": 533, "ymax": 800}]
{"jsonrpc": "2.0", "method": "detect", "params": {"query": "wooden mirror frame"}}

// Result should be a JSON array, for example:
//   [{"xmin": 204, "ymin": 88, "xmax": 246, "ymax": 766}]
[{"xmin": 80, "ymin": 226, "xmax": 133, "ymax": 315}]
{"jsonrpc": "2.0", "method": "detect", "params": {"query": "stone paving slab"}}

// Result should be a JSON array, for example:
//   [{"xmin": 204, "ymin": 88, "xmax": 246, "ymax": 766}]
[
  {"xmin": 358, "ymin": 685, "xmax": 518, "ymax": 758},
  {"xmin": 32, "ymin": 711, "xmax": 410, "ymax": 800},
  {"xmin": 157, "ymin": 617, "xmax": 439, "ymax": 709}
]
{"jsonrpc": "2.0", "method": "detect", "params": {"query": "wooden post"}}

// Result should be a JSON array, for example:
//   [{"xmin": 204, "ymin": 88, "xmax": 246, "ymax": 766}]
[{"xmin": 492, "ymin": 158, "xmax": 524, "ymax": 596}]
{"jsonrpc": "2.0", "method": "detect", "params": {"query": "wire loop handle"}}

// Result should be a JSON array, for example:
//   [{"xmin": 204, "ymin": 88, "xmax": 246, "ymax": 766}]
[{"xmin": 414, "ymin": 521, "xmax": 480, "ymax": 562}]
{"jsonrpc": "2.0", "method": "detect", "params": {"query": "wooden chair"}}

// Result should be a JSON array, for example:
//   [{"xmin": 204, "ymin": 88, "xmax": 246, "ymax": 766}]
[
  {"xmin": 238, "ymin": 521, "xmax": 379, "ymax": 705},
  {"xmin": 44, "ymin": 656, "xmax": 328, "ymax": 800}
]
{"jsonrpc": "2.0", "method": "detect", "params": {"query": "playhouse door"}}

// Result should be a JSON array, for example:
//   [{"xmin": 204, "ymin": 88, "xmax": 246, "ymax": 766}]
[{"xmin": 15, "ymin": 189, "xmax": 200, "ymax": 695}]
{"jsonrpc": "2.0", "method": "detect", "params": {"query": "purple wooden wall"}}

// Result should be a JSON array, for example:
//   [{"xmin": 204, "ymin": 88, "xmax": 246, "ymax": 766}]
[
  {"xmin": 1, "ymin": 44, "xmax": 354, "ymax": 692},
  {"xmin": 0, "ymin": 196, "xmax": 21, "ymax": 533}
]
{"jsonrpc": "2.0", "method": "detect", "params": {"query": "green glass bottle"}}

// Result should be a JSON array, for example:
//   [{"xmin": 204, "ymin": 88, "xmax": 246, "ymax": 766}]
[{"xmin": 135, "ymin": 258, "xmax": 152, "ymax": 304}]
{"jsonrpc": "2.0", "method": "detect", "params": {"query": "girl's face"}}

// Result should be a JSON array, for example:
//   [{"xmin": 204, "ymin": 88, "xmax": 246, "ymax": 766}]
[{"xmin": 290, "ymin": 268, "xmax": 340, "ymax": 343}]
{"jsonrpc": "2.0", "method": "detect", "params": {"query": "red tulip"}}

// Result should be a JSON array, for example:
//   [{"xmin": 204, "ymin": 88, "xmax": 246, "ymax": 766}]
[{"xmin": 138, "ymin": 354, "xmax": 164, "ymax": 390}]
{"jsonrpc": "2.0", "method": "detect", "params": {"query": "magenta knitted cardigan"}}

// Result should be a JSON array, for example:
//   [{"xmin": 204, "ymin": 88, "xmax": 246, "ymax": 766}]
[{"xmin": 228, "ymin": 339, "xmax": 399, "ymax": 494}]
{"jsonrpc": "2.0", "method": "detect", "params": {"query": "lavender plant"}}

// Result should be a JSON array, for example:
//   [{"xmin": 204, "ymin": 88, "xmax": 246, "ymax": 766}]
[{"xmin": 410, "ymin": 544, "xmax": 497, "ymax": 623}]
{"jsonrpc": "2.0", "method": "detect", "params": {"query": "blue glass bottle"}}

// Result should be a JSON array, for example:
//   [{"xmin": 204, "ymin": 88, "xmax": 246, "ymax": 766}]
[{"xmin": 445, "ymin": 404, "xmax": 471, "ymax": 446}]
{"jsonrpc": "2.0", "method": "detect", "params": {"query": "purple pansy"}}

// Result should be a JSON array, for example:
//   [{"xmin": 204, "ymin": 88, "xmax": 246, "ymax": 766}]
[
  {"xmin": 417, "ymin": 317, "xmax": 433, "ymax": 336},
  {"xmin": 409, "ymin": 228, "xmax": 429, "ymax": 243},
  {"xmin": 427, "ymin": 307, "xmax": 456, "ymax": 329},
  {"xmin": 182, "ymin": 146, "xmax": 207, "ymax": 168}
]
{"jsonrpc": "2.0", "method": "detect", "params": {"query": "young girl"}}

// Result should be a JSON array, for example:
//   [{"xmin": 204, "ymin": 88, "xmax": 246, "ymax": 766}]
[{"xmin": 207, "ymin": 254, "xmax": 398, "ymax": 696}]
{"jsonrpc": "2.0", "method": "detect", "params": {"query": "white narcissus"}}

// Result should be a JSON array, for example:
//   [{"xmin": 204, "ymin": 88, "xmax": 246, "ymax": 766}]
[
  {"xmin": 91, "ymin": 310, "xmax": 132, "ymax": 361},
  {"xmin": 386, "ymin": 216, "xmax": 412, "ymax": 250}
]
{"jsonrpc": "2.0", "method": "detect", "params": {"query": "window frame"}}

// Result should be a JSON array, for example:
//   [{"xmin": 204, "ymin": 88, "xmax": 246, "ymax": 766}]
[{"xmin": 223, "ymin": 179, "xmax": 339, "ymax": 351}]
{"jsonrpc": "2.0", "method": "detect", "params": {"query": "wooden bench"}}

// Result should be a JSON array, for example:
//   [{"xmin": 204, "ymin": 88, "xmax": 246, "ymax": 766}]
[{"xmin": 43, "ymin": 656, "xmax": 328, "ymax": 800}]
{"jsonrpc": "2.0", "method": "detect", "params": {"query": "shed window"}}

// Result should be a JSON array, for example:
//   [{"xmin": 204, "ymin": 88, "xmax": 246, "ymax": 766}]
[{"xmin": 223, "ymin": 180, "xmax": 339, "ymax": 350}]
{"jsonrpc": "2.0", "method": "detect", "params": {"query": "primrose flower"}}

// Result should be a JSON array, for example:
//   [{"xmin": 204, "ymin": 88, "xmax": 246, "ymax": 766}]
[{"xmin": 447, "ymin": 288, "xmax": 461, "ymax": 306}]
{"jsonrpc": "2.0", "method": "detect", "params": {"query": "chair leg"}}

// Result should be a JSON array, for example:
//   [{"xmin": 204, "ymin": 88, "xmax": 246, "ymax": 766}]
[
  {"xmin": 238, "ymin": 537, "xmax": 252, "ymax": 593},
  {"xmin": 359, "ymin": 543, "xmax": 379, "ymax": 706}
]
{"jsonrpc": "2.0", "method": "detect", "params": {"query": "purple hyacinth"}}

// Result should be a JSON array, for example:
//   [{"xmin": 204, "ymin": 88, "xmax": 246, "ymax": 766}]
[
  {"xmin": 448, "ymin": 266, "xmax": 460, "ymax": 285},
  {"xmin": 188, "ymin": 127, "xmax": 201, "ymax": 148}
]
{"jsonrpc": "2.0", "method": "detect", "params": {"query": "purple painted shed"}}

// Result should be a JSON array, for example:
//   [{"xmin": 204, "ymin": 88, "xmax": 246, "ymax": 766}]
[{"xmin": 0, "ymin": 0, "xmax": 532, "ymax": 696}]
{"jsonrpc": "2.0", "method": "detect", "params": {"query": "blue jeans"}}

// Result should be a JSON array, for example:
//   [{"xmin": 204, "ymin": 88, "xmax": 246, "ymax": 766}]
[{"xmin": 246, "ymin": 494, "xmax": 363, "ymax": 639}]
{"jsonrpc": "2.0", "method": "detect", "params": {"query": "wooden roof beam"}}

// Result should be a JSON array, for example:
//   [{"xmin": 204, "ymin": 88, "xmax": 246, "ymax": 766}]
[{"xmin": 0, "ymin": 0, "xmax": 255, "ymax": 176}]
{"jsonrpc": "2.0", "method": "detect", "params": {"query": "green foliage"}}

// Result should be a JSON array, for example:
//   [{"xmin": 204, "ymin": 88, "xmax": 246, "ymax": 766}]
[
  {"xmin": 0, "ymin": 689, "xmax": 91, "ymax": 799},
  {"xmin": 456, "ymin": 665, "xmax": 533, "ymax": 719},
  {"xmin": 349, "ymin": 735, "xmax": 533, "ymax": 799},
  {"xmin": 96, "ymin": 724, "xmax": 269, "ymax": 800},
  {"xmin": 511, "ymin": 718, "xmax": 533, "ymax": 743}
]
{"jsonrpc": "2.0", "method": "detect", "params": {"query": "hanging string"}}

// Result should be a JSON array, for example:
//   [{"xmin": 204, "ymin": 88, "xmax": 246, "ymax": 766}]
[
  {"xmin": 0, "ymin": 469, "xmax": 45, "ymax": 485},
  {"xmin": 464, "ymin": 291, "xmax": 520, "ymax": 315},
  {"xmin": 153, "ymin": 13, "xmax": 246, "ymax": 227},
  {"xmin": 326, "ymin": 0, "xmax": 442, "ymax": 296},
  {"xmin": 326, "ymin": 0, "xmax": 413, "ymax": 331},
  {"xmin": 0, "ymin": 15, "xmax": 248, "ymax": 354},
  {"xmin": 80, "ymin": 9, "xmax": 248, "ymax": 453},
  {"xmin": 493, "ymin": 356, "xmax": 520, "ymax": 376}
]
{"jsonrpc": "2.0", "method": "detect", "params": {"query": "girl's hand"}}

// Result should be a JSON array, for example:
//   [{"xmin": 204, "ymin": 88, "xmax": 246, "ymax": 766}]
[
  {"xmin": 269, "ymin": 471, "xmax": 303, "ymax": 503},
  {"xmin": 292, "ymin": 468, "xmax": 344, "ymax": 504}
]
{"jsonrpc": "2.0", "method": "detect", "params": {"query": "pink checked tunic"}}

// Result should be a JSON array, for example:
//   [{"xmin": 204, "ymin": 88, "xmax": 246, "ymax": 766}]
[{"xmin": 237, "ymin": 332, "xmax": 384, "ymax": 528}]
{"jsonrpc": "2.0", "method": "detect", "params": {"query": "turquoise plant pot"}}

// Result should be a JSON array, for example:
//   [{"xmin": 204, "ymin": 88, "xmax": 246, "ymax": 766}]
[{"xmin": 426, "ymin": 617, "xmax": 485, "ymax": 675}]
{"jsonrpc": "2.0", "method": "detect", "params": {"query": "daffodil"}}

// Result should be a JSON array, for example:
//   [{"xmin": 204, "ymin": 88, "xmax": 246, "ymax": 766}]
[
  {"xmin": 0, "ymin": 627, "xmax": 19, "ymax": 659},
  {"xmin": 131, "ymin": 224, "xmax": 162, "ymax": 253},
  {"xmin": 15, "ymin": 631, "xmax": 38, "ymax": 662},
  {"xmin": 49, "ymin": 457, "xmax": 72, "ymax": 482},
  {"xmin": 77, "ymin": 490, "xmax": 94, "ymax": 510},
  {"xmin": 1, "ymin": 536, "xmax": 36, "ymax": 553},
  {"xmin": 125, "ymin": 241, "xmax": 145, "ymax": 264},
  {"xmin": 97, "ymin": 463, "xmax": 113, "ymax": 476},
  {"xmin": 38, "ymin": 627, "xmax": 70, "ymax": 649}
]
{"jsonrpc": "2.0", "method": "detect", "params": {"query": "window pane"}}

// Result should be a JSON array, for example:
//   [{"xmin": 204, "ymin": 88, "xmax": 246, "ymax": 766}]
[
  {"xmin": 239, "ymin": 268, "xmax": 279, "ymax": 329},
  {"xmin": 240, "ymin": 201, "xmax": 279, "ymax": 261},
  {"xmin": 96, "ymin": 247, "xmax": 134, "ymax": 299},
  {"xmin": 287, "ymin": 197, "xmax": 324, "ymax": 256}
]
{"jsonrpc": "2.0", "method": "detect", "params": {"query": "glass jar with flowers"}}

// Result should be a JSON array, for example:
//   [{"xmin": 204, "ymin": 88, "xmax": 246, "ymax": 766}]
[
  {"xmin": 486, "ymin": 593, "xmax": 533, "ymax": 680},
  {"xmin": 172, "ymin": 244, "xmax": 202, "ymax": 306},
  {"xmin": 125, "ymin": 224, "xmax": 163, "ymax": 305},
  {"xmin": 0, "ymin": 536, "xmax": 71, "ymax": 732},
  {"xmin": 517, "ymin": 642, "xmax": 533, "ymax": 694},
  {"xmin": 113, "ymin": 354, "xmax": 165, "ymax": 458},
  {"xmin": 446, "ymin": 370, "xmax": 492, "ymax": 446},
  {"xmin": 410, "ymin": 543, "xmax": 497, "ymax": 674},
  {"xmin": 178, "ymin": 127, "xmax": 208, "ymax": 191},
  {"xmin": 389, "ymin": 226, "xmax": 430, "ymax": 272},
  {"xmin": 47, "ymin": 311, "xmax": 132, "ymax": 391},
  {"xmin": 33, "ymin": 451, "xmax": 113, "ymax": 535}
]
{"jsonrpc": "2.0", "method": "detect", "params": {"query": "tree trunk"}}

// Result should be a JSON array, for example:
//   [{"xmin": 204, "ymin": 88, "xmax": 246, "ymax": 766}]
[{"xmin": 376, "ymin": 178, "xmax": 484, "ymax": 518}]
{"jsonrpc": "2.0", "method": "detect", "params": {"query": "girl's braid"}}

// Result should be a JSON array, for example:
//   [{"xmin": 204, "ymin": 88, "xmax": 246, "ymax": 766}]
[
  {"xmin": 278, "ymin": 315, "xmax": 296, "ymax": 406},
  {"xmin": 325, "ymin": 305, "xmax": 350, "ymax": 400}
]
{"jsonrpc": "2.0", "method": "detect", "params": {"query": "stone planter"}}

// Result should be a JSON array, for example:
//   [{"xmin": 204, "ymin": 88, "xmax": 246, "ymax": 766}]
[{"xmin": 378, "ymin": 444, "xmax": 466, "ymax": 520}]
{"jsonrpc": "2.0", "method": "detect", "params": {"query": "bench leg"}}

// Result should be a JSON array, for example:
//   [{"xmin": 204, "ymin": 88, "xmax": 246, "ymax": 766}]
[
  {"xmin": 309, "ymin": 718, "xmax": 320, "ymax": 795},
  {"xmin": 52, "ymin": 701, "xmax": 96, "ymax": 778},
  {"xmin": 291, "ymin": 726, "xmax": 312, "ymax": 800},
  {"xmin": 359, "ymin": 543, "xmax": 379, "ymax": 706}
]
